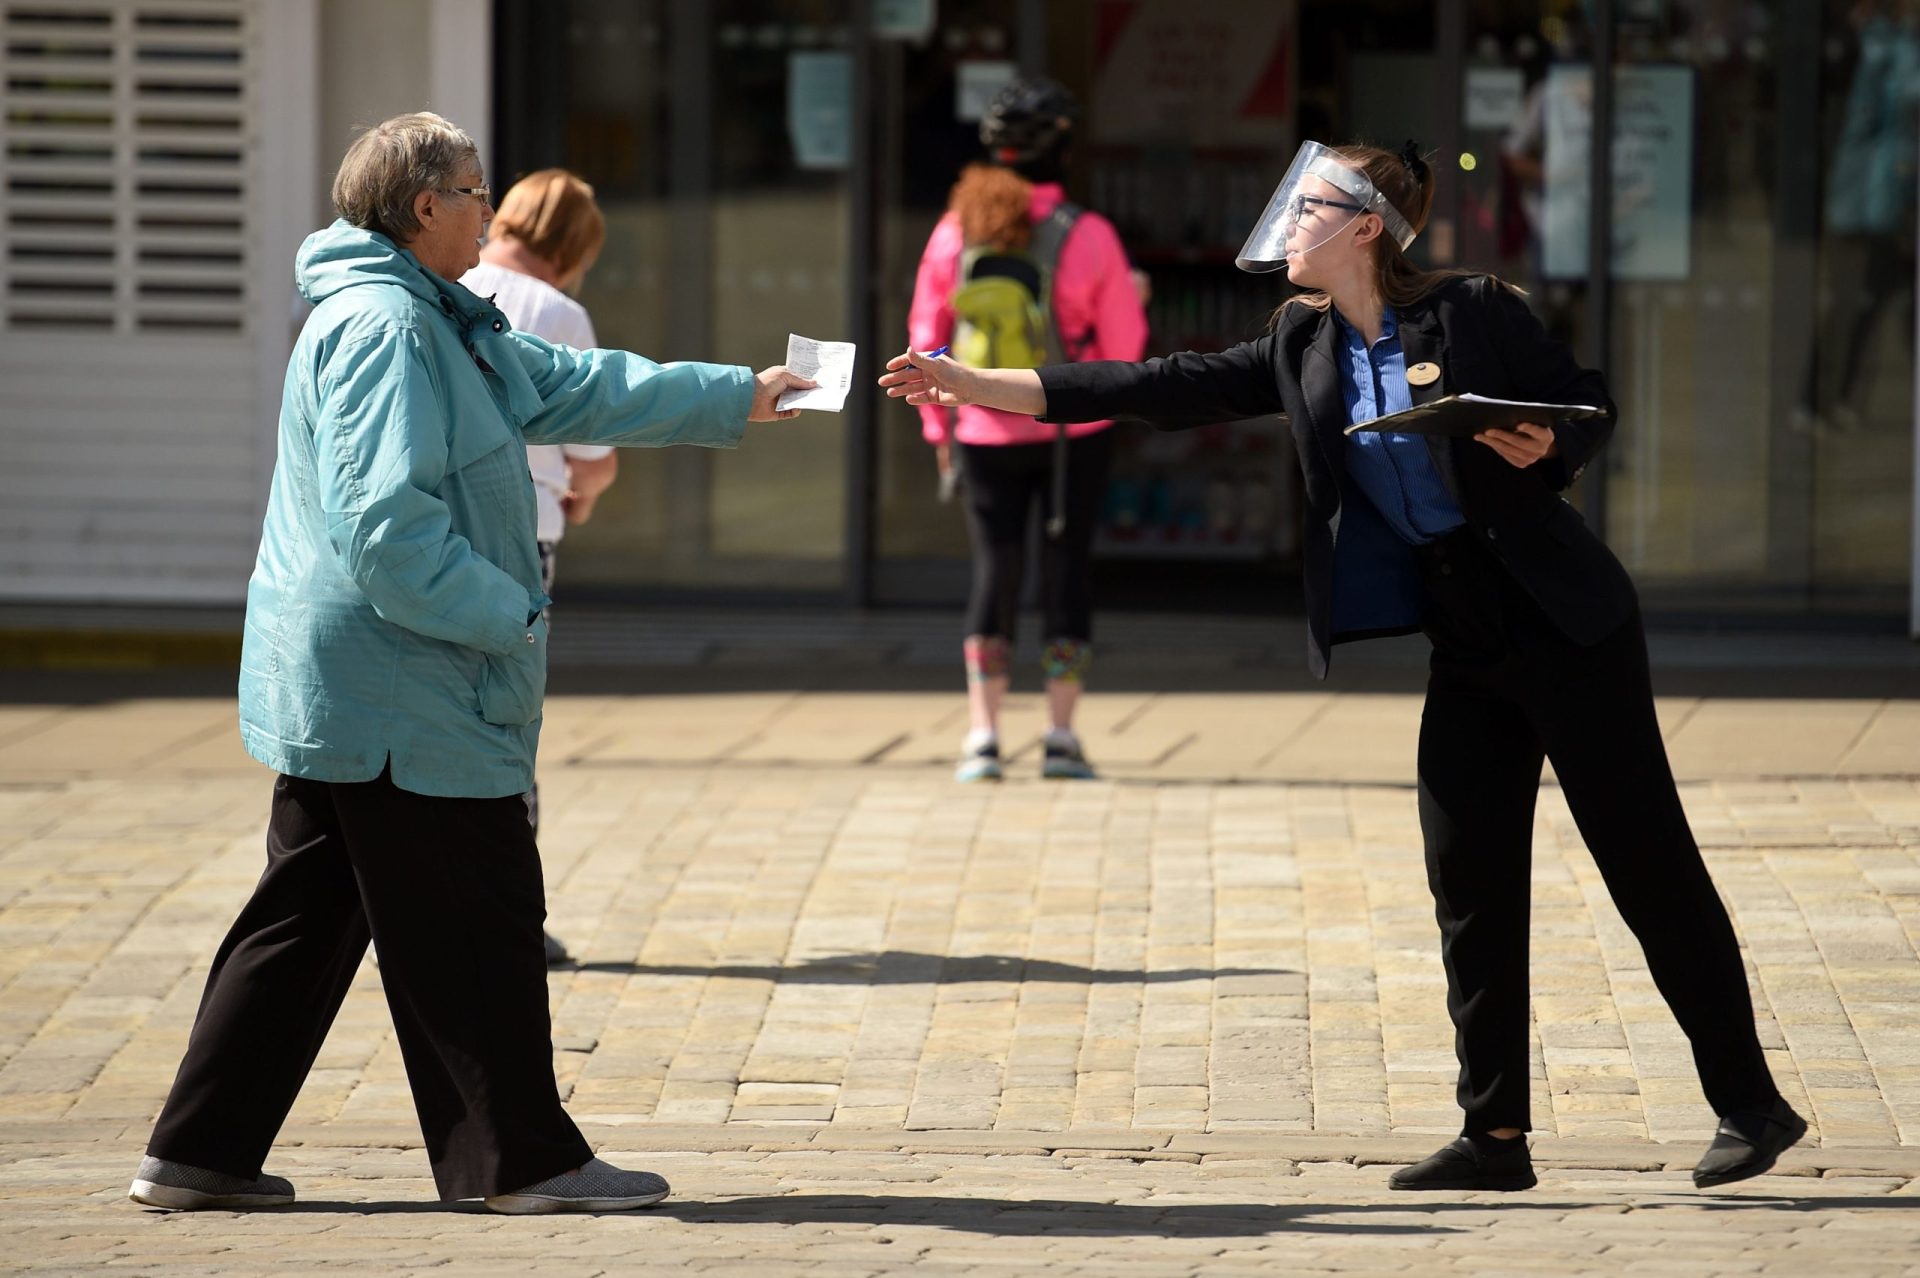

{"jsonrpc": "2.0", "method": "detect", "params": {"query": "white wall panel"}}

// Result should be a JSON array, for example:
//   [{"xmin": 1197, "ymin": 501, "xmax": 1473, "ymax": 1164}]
[{"xmin": 0, "ymin": 0, "xmax": 314, "ymax": 604}]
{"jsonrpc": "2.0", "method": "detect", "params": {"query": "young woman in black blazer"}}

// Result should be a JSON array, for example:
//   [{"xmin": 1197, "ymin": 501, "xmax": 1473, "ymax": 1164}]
[{"xmin": 881, "ymin": 140, "xmax": 1805, "ymax": 1191}]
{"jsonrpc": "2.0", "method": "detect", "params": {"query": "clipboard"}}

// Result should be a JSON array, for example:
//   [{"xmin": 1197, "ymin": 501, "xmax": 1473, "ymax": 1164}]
[{"xmin": 1343, "ymin": 393, "xmax": 1609, "ymax": 438}]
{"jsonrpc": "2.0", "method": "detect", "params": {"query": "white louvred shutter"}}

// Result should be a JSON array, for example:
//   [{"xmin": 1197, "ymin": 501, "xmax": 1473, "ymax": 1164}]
[{"xmin": 1, "ymin": 0, "xmax": 276, "ymax": 603}]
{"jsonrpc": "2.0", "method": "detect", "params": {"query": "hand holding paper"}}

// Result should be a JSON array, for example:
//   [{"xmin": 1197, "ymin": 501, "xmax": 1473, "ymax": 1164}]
[
  {"xmin": 774, "ymin": 333, "xmax": 857, "ymax": 412},
  {"xmin": 749, "ymin": 366, "xmax": 818, "ymax": 420}
]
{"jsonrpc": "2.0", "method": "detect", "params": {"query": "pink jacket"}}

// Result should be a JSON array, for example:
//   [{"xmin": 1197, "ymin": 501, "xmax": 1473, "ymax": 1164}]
[{"xmin": 909, "ymin": 182, "xmax": 1148, "ymax": 447}]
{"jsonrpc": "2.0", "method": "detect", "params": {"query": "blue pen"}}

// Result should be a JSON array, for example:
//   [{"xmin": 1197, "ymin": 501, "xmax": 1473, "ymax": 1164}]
[{"xmin": 910, "ymin": 344, "xmax": 949, "ymax": 368}]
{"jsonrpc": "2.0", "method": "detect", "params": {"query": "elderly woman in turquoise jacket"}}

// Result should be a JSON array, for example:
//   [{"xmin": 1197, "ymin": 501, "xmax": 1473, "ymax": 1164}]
[{"xmin": 129, "ymin": 112, "xmax": 813, "ymax": 1216}]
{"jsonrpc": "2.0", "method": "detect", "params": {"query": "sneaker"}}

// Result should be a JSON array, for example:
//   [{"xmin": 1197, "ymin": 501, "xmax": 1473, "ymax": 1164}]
[
  {"xmin": 128, "ymin": 1156, "xmax": 294, "ymax": 1210},
  {"xmin": 483, "ymin": 1157, "xmax": 670, "ymax": 1214},
  {"xmin": 955, "ymin": 739, "xmax": 1003, "ymax": 783},
  {"xmin": 1388, "ymin": 1134, "xmax": 1536, "ymax": 1192},
  {"xmin": 1041, "ymin": 731, "xmax": 1097, "ymax": 780}
]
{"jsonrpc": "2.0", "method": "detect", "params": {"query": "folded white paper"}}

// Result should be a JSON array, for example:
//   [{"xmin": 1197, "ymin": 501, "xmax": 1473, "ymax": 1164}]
[{"xmin": 775, "ymin": 332, "xmax": 857, "ymax": 412}]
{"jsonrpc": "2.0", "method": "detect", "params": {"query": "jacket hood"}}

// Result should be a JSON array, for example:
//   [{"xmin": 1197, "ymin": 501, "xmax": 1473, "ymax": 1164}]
[{"xmin": 295, "ymin": 219, "xmax": 506, "ymax": 336}]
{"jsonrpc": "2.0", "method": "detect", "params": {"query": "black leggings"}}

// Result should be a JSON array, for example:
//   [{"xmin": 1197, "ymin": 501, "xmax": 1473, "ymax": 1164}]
[{"xmin": 958, "ymin": 428, "xmax": 1114, "ymax": 643}]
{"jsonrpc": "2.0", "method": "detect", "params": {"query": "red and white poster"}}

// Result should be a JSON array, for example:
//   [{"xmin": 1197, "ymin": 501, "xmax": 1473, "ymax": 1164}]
[{"xmin": 1090, "ymin": 0, "xmax": 1297, "ymax": 149}]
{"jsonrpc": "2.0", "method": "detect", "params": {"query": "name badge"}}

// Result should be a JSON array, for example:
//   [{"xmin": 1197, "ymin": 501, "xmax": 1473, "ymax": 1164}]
[{"xmin": 1406, "ymin": 362, "xmax": 1441, "ymax": 387}]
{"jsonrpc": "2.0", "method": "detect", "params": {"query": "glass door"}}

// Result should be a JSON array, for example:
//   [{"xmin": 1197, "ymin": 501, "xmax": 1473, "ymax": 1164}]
[
  {"xmin": 868, "ymin": 0, "xmax": 1322, "ymax": 609},
  {"xmin": 495, "ymin": 0, "xmax": 852, "ymax": 597},
  {"xmin": 866, "ymin": 0, "xmax": 1023, "ymax": 606},
  {"xmin": 1595, "ymin": 0, "xmax": 1913, "ymax": 616}
]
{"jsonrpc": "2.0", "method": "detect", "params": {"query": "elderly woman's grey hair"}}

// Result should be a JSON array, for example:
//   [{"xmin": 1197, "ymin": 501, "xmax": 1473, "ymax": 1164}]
[{"xmin": 331, "ymin": 111, "xmax": 479, "ymax": 244}]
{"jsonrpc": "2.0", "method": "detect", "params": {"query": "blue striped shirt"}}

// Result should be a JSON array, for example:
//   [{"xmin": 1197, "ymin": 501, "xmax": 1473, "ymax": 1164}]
[{"xmin": 1335, "ymin": 307, "xmax": 1465, "ymax": 545}]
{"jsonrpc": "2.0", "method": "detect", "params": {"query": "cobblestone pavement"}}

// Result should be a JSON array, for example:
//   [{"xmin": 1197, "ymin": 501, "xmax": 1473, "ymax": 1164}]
[{"xmin": 3, "ymin": 685, "xmax": 1920, "ymax": 1273}]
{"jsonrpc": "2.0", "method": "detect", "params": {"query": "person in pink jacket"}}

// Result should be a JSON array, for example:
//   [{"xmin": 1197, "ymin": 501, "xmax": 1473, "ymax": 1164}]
[{"xmin": 908, "ymin": 77, "xmax": 1148, "ymax": 782}]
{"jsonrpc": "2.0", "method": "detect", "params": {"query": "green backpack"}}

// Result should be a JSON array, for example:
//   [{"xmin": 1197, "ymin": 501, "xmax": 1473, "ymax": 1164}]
[{"xmin": 949, "ymin": 202, "xmax": 1081, "ymax": 370}]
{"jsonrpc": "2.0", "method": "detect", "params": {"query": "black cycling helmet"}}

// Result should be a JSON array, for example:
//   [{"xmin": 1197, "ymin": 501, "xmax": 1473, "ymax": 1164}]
[{"xmin": 978, "ymin": 76, "xmax": 1080, "ymax": 166}]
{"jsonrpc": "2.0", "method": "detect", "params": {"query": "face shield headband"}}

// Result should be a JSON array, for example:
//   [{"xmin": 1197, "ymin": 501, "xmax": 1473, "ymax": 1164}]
[{"xmin": 1234, "ymin": 142, "xmax": 1419, "ymax": 273}]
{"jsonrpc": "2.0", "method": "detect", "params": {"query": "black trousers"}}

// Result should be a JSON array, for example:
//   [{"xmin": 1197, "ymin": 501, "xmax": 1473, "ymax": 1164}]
[
  {"xmin": 1412, "ymin": 529, "xmax": 1779, "ymax": 1132},
  {"xmin": 146, "ymin": 769, "xmax": 590, "ymax": 1200},
  {"xmin": 958, "ymin": 428, "xmax": 1115, "ymax": 644}
]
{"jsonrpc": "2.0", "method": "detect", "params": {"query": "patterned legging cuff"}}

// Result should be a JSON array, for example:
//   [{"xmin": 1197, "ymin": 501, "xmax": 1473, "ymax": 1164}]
[
  {"xmin": 964, "ymin": 634, "xmax": 1010, "ymax": 682},
  {"xmin": 1042, "ymin": 638, "xmax": 1092, "ymax": 683}
]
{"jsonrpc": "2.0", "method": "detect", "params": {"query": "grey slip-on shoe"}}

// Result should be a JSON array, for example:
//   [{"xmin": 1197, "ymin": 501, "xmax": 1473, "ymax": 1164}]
[
  {"xmin": 128, "ymin": 1156, "xmax": 294, "ymax": 1210},
  {"xmin": 483, "ymin": 1157, "xmax": 670, "ymax": 1214}
]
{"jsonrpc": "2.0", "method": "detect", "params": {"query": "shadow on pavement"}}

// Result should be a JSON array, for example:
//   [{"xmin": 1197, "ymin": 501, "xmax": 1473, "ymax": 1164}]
[
  {"xmin": 1634, "ymin": 1194, "xmax": 1920, "ymax": 1211},
  {"xmin": 649, "ymin": 1192, "xmax": 1920, "ymax": 1232},
  {"xmin": 655, "ymin": 1195, "xmax": 1457, "ymax": 1235},
  {"xmin": 566, "ymin": 952, "xmax": 1294, "ymax": 985},
  {"xmin": 7, "ymin": 652, "xmax": 1920, "ymax": 704},
  {"xmin": 258, "ymin": 1196, "xmax": 1451, "ymax": 1233},
  {"xmin": 185, "ymin": 1200, "xmax": 486, "ymax": 1216},
  {"xmin": 167, "ymin": 1192, "xmax": 1920, "ymax": 1224}
]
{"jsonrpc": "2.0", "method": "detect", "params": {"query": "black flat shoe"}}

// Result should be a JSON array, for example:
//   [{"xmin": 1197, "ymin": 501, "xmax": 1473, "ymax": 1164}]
[
  {"xmin": 1389, "ymin": 1135, "xmax": 1536, "ymax": 1192},
  {"xmin": 1692, "ymin": 1098, "xmax": 1808, "ymax": 1188}
]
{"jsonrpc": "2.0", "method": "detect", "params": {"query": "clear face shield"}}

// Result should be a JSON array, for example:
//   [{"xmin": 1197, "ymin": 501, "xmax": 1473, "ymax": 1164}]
[{"xmin": 1234, "ymin": 141, "xmax": 1418, "ymax": 273}]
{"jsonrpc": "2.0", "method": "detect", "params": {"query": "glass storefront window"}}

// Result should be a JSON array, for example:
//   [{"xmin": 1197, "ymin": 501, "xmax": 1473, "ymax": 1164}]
[
  {"xmin": 496, "ymin": 0, "xmax": 850, "ymax": 595},
  {"xmin": 869, "ymin": 0, "xmax": 1025, "ymax": 603},
  {"xmin": 497, "ymin": 0, "xmax": 1917, "ymax": 624},
  {"xmin": 1808, "ymin": 1, "xmax": 1917, "ymax": 609},
  {"xmin": 1599, "ymin": 0, "xmax": 1914, "ymax": 615}
]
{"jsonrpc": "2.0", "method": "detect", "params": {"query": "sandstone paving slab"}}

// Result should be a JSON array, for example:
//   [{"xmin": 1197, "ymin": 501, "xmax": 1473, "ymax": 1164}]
[
  {"xmin": 5, "ymin": 690, "xmax": 1920, "ymax": 1269},
  {"xmin": 1253, "ymin": 696, "xmax": 1424, "ymax": 784},
  {"xmin": 569, "ymin": 694, "xmax": 803, "ymax": 765},
  {"xmin": 1664, "ymin": 700, "xmax": 1885, "ymax": 781},
  {"xmin": 15, "ymin": 1139, "xmax": 1901, "ymax": 1278},
  {"xmin": 9, "ymin": 768, "xmax": 1920, "ymax": 1154},
  {"xmin": 0, "ymin": 701, "xmax": 241, "ymax": 781},
  {"xmin": 1840, "ymin": 702, "xmax": 1920, "ymax": 777}
]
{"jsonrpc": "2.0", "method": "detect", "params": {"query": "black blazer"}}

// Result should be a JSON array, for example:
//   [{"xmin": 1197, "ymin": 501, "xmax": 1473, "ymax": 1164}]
[{"xmin": 1038, "ymin": 275, "xmax": 1637, "ymax": 678}]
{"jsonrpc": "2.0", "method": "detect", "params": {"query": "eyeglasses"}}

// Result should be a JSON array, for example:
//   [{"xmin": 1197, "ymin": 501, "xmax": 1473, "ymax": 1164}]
[
  {"xmin": 1286, "ymin": 193, "xmax": 1364, "ymax": 227},
  {"xmin": 442, "ymin": 184, "xmax": 493, "ymax": 204}
]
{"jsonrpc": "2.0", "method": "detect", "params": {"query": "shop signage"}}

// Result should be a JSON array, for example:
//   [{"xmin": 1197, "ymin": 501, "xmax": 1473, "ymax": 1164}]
[
  {"xmin": 1542, "ymin": 63, "xmax": 1696, "ymax": 281},
  {"xmin": 1464, "ymin": 66, "xmax": 1525, "ymax": 132},
  {"xmin": 955, "ymin": 59, "xmax": 1018, "ymax": 122},
  {"xmin": 1088, "ymin": 0, "xmax": 1296, "ymax": 148},
  {"xmin": 788, "ymin": 50, "xmax": 852, "ymax": 170},
  {"xmin": 874, "ymin": 0, "xmax": 936, "ymax": 42}
]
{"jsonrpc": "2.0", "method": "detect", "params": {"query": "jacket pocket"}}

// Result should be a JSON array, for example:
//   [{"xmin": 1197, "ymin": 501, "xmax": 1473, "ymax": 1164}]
[{"xmin": 477, "ymin": 613, "xmax": 547, "ymax": 726}]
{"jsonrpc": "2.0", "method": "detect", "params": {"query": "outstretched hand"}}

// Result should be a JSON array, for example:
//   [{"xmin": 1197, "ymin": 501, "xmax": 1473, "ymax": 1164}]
[
  {"xmin": 749, "ymin": 366, "xmax": 818, "ymax": 421},
  {"xmin": 1475, "ymin": 421, "xmax": 1558, "ymax": 468},
  {"xmin": 879, "ymin": 350, "xmax": 974, "ymax": 408}
]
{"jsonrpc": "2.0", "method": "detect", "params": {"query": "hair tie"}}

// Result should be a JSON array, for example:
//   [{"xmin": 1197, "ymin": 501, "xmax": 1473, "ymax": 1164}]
[{"xmin": 1398, "ymin": 139, "xmax": 1426, "ymax": 176}]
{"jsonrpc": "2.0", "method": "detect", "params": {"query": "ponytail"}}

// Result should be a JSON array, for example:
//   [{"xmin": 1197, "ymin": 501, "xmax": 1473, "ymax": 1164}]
[{"xmin": 949, "ymin": 162, "xmax": 1033, "ymax": 252}]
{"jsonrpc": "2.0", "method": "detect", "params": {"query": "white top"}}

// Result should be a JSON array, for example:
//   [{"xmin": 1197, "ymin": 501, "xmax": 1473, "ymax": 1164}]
[{"xmin": 461, "ymin": 261, "xmax": 613, "ymax": 544}]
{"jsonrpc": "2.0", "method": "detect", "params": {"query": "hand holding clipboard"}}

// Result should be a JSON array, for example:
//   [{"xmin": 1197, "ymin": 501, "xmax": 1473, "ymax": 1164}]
[{"xmin": 1343, "ymin": 393, "xmax": 1608, "ymax": 438}]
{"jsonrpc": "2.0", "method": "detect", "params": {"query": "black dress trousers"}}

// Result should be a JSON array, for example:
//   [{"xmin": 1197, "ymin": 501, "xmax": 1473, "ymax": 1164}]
[
  {"xmin": 1411, "ymin": 530, "xmax": 1780, "ymax": 1132},
  {"xmin": 146, "ymin": 768, "xmax": 591, "ymax": 1201}
]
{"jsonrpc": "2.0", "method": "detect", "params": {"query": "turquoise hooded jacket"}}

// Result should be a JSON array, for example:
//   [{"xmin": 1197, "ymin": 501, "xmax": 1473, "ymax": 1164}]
[{"xmin": 240, "ymin": 221, "xmax": 752, "ymax": 798}]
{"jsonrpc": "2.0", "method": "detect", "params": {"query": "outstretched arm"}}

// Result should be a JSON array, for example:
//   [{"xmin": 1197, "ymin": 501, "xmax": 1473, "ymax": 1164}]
[
  {"xmin": 878, "ymin": 334, "xmax": 1288, "ymax": 432},
  {"xmin": 878, "ymin": 350, "xmax": 1046, "ymax": 415},
  {"xmin": 511, "ymin": 333, "xmax": 816, "ymax": 448}
]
